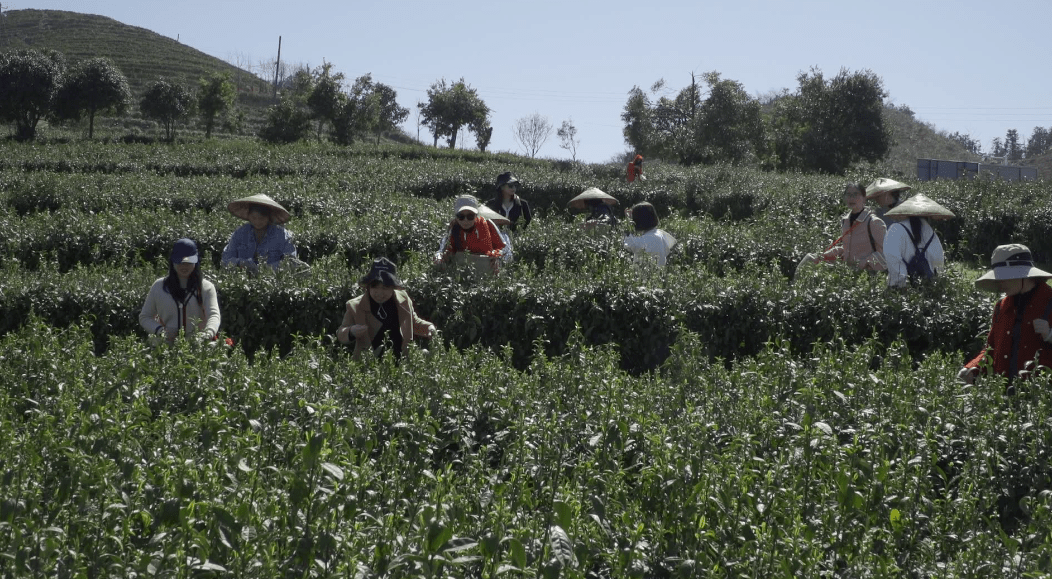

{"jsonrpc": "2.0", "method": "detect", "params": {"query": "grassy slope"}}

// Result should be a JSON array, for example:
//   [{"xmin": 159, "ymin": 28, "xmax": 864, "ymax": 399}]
[
  {"xmin": 877, "ymin": 105, "xmax": 981, "ymax": 178},
  {"xmin": 1021, "ymin": 150, "xmax": 1052, "ymax": 180},
  {"xmin": 0, "ymin": 9, "xmax": 275, "ymax": 136},
  {"xmin": 0, "ymin": 9, "xmax": 270, "ymax": 96}
]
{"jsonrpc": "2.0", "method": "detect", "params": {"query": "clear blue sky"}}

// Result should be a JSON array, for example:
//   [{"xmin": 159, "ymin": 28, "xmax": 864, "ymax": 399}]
[{"xmin": 12, "ymin": 0, "xmax": 1052, "ymax": 163}]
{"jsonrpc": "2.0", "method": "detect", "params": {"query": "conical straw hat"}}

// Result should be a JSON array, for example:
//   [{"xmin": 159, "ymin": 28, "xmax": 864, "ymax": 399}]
[
  {"xmin": 882, "ymin": 193, "xmax": 955, "ymax": 220},
  {"xmin": 227, "ymin": 194, "xmax": 291, "ymax": 224},
  {"xmin": 477, "ymin": 204, "xmax": 510, "ymax": 227},
  {"xmin": 568, "ymin": 187, "xmax": 618, "ymax": 210},
  {"xmin": 865, "ymin": 178, "xmax": 911, "ymax": 200}
]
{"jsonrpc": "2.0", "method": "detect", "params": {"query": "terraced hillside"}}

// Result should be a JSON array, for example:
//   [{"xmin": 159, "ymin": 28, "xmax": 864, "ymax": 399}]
[{"xmin": 1, "ymin": 9, "xmax": 270, "ymax": 96}]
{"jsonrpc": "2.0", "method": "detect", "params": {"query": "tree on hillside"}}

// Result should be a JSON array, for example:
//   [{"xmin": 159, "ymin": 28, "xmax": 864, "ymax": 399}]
[
  {"xmin": 369, "ymin": 82, "xmax": 409, "ymax": 145},
  {"xmin": 621, "ymin": 73, "xmax": 764, "ymax": 165},
  {"xmin": 197, "ymin": 72, "xmax": 236, "ymax": 139},
  {"xmin": 333, "ymin": 73, "xmax": 410, "ymax": 146},
  {"xmin": 947, "ymin": 131, "xmax": 981, "ymax": 155},
  {"xmin": 52, "ymin": 57, "xmax": 130, "ymax": 139},
  {"xmin": 691, "ymin": 73, "xmax": 766, "ymax": 165},
  {"xmin": 418, "ymin": 78, "xmax": 490, "ymax": 149},
  {"xmin": 258, "ymin": 66, "xmax": 314, "ymax": 144},
  {"xmin": 1004, "ymin": 129, "xmax": 1023, "ymax": 162},
  {"xmin": 0, "ymin": 49, "xmax": 64, "ymax": 141},
  {"xmin": 474, "ymin": 121, "xmax": 493, "ymax": 152},
  {"xmin": 259, "ymin": 98, "xmax": 312, "ymax": 144},
  {"xmin": 621, "ymin": 86, "xmax": 658, "ymax": 158},
  {"xmin": 558, "ymin": 119, "xmax": 581, "ymax": 161},
  {"xmin": 140, "ymin": 79, "xmax": 195, "ymax": 141},
  {"xmin": 329, "ymin": 74, "xmax": 370, "ymax": 146},
  {"xmin": 991, "ymin": 138, "xmax": 1005, "ymax": 158},
  {"xmin": 771, "ymin": 68, "xmax": 891, "ymax": 174},
  {"xmin": 1026, "ymin": 126, "xmax": 1051, "ymax": 158},
  {"xmin": 307, "ymin": 63, "xmax": 345, "ymax": 141},
  {"xmin": 512, "ymin": 113, "xmax": 553, "ymax": 158}
]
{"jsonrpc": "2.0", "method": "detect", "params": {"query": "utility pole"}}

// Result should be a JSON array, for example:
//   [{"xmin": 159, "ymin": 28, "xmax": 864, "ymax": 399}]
[{"xmin": 273, "ymin": 35, "xmax": 281, "ymax": 99}]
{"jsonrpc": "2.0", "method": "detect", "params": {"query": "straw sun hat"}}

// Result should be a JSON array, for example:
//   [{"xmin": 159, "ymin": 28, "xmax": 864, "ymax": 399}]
[
  {"xmin": 975, "ymin": 244, "xmax": 1052, "ymax": 292},
  {"xmin": 882, "ymin": 194, "xmax": 955, "ymax": 220},
  {"xmin": 864, "ymin": 178, "xmax": 911, "ymax": 200},
  {"xmin": 227, "ymin": 194, "xmax": 291, "ymax": 225},
  {"xmin": 567, "ymin": 187, "xmax": 618, "ymax": 210},
  {"xmin": 476, "ymin": 204, "xmax": 511, "ymax": 228}
]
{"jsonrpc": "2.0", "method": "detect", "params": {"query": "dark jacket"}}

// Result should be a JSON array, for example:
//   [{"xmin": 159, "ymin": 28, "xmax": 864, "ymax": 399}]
[{"xmin": 485, "ymin": 195, "xmax": 532, "ymax": 231}]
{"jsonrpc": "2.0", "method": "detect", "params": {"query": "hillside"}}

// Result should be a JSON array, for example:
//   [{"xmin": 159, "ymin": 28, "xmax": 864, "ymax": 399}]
[
  {"xmin": 0, "ymin": 8, "xmax": 274, "ymax": 136},
  {"xmin": 876, "ymin": 105, "xmax": 982, "ymax": 179},
  {"xmin": 1021, "ymin": 150, "xmax": 1052, "ymax": 180},
  {"xmin": 1, "ymin": 9, "xmax": 270, "ymax": 97}
]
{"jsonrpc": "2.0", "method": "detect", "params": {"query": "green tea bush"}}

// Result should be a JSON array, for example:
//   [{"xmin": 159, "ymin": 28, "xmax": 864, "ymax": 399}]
[
  {"xmin": 2, "ymin": 321, "xmax": 1051, "ymax": 576},
  {"xmin": 0, "ymin": 248, "xmax": 993, "ymax": 372}
]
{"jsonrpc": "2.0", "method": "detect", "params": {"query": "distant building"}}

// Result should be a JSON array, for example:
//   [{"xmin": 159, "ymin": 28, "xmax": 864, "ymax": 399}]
[{"xmin": 917, "ymin": 158, "xmax": 1037, "ymax": 182}]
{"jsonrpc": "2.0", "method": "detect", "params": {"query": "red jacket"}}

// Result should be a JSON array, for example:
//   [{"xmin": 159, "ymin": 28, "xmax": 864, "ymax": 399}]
[
  {"xmin": 627, "ymin": 155, "xmax": 643, "ymax": 182},
  {"xmin": 966, "ymin": 282, "xmax": 1052, "ymax": 379},
  {"xmin": 442, "ymin": 217, "xmax": 505, "ymax": 259}
]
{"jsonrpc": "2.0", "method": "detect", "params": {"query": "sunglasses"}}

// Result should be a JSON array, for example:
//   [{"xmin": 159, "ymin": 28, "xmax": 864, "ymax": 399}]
[
  {"xmin": 456, "ymin": 213, "xmax": 475, "ymax": 221},
  {"xmin": 502, "ymin": 183, "xmax": 517, "ymax": 188}
]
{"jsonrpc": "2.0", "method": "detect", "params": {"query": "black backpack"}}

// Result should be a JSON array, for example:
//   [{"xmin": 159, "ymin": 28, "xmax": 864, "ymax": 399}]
[{"xmin": 902, "ymin": 225, "xmax": 935, "ymax": 280}]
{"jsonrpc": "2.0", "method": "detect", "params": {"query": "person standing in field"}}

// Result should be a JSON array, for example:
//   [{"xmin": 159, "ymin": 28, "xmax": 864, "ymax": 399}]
[
  {"xmin": 627, "ymin": 154, "xmax": 645, "ymax": 183},
  {"xmin": 865, "ymin": 177, "xmax": 910, "ymax": 227},
  {"xmin": 881, "ymin": 194, "xmax": 950, "ymax": 288},
  {"xmin": 803, "ymin": 184, "xmax": 886, "ymax": 271},
  {"xmin": 140, "ymin": 238, "xmax": 221, "ymax": 343},
  {"xmin": 485, "ymin": 172, "xmax": 532, "ymax": 232},
  {"xmin": 624, "ymin": 202, "xmax": 677, "ymax": 266},
  {"xmin": 336, "ymin": 257, "xmax": 436, "ymax": 360},
  {"xmin": 221, "ymin": 194, "xmax": 298, "ymax": 273},
  {"xmin": 959, "ymin": 244, "xmax": 1052, "ymax": 385}
]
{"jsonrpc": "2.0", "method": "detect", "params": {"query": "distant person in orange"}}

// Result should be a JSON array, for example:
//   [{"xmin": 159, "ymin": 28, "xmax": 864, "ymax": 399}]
[{"xmin": 627, "ymin": 154, "xmax": 645, "ymax": 183}]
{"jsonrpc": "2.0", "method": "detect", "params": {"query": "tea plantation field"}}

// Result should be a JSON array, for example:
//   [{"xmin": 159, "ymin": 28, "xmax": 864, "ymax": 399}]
[{"xmin": 3, "ymin": 138, "xmax": 1052, "ymax": 577}]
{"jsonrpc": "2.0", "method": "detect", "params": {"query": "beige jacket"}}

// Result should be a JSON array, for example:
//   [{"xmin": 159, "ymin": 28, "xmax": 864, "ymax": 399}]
[
  {"xmin": 822, "ymin": 208, "xmax": 887, "ymax": 271},
  {"xmin": 336, "ymin": 290, "xmax": 435, "ymax": 359}
]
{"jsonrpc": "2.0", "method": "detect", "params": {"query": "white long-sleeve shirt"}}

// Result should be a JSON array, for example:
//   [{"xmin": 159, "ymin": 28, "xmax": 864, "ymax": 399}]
[
  {"xmin": 139, "ymin": 277, "xmax": 221, "ymax": 339},
  {"xmin": 624, "ymin": 228, "xmax": 677, "ymax": 266},
  {"xmin": 884, "ymin": 219, "xmax": 944, "ymax": 287}
]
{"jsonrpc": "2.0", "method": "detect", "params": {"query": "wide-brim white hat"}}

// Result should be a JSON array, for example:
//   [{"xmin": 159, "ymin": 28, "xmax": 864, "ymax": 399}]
[
  {"xmin": 975, "ymin": 244, "xmax": 1052, "ymax": 292},
  {"xmin": 228, "ymin": 194, "xmax": 291, "ymax": 224}
]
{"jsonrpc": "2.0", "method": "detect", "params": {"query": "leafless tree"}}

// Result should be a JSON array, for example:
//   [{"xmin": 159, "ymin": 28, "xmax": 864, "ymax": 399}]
[
  {"xmin": 258, "ymin": 57, "xmax": 304, "ymax": 95},
  {"xmin": 512, "ymin": 113, "xmax": 553, "ymax": 158},
  {"xmin": 557, "ymin": 118, "xmax": 580, "ymax": 162},
  {"xmin": 226, "ymin": 51, "xmax": 253, "ymax": 93}
]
